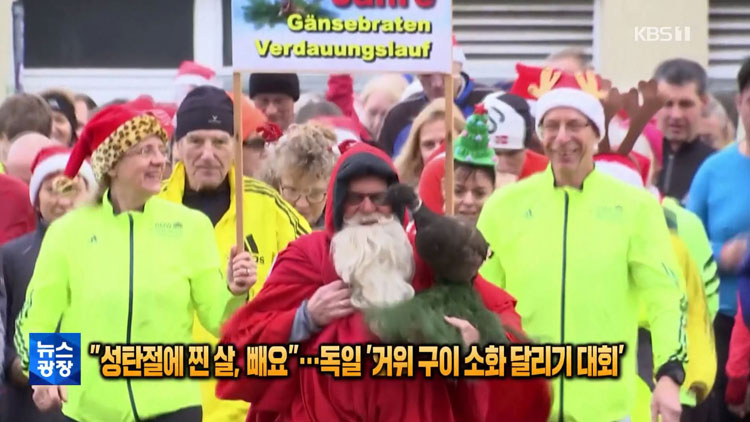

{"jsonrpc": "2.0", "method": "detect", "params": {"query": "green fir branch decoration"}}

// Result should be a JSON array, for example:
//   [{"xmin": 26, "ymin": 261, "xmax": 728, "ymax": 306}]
[{"xmin": 242, "ymin": 0, "xmax": 338, "ymax": 29}]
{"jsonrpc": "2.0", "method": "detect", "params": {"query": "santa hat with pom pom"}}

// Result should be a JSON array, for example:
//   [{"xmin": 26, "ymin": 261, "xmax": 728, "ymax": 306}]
[
  {"xmin": 56, "ymin": 102, "xmax": 167, "ymax": 192},
  {"xmin": 175, "ymin": 61, "xmax": 218, "ymax": 106},
  {"xmin": 29, "ymin": 145, "xmax": 96, "ymax": 205}
]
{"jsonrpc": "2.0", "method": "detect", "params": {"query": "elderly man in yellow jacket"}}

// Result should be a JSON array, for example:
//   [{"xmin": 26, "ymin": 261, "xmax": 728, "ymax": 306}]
[{"xmin": 160, "ymin": 86, "xmax": 310, "ymax": 422}]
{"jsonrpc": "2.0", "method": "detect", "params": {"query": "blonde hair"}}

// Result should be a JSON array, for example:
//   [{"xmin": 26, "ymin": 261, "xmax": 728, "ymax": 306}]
[
  {"xmin": 93, "ymin": 174, "xmax": 111, "ymax": 204},
  {"xmin": 360, "ymin": 74, "xmax": 408, "ymax": 105},
  {"xmin": 260, "ymin": 122, "xmax": 337, "ymax": 189},
  {"xmin": 394, "ymin": 99, "xmax": 465, "ymax": 187},
  {"xmin": 704, "ymin": 94, "xmax": 736, "ymax": 148}
]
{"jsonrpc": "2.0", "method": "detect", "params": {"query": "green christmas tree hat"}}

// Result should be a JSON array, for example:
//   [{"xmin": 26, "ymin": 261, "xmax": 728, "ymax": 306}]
[{"xmin": 453, "ymin": 104, "xmax": 496, "ymax": 168}]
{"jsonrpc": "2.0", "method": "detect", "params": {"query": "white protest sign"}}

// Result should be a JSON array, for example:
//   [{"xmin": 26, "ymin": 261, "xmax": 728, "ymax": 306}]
[{"xmin": 231, "ymin": 0, "xmax": 453, "ymax": 73}]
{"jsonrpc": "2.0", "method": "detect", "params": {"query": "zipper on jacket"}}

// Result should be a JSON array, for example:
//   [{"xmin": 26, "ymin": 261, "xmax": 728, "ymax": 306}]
[
  {"xmin": 662, "ymin": 153, "xmax": 675, "ymax": 195},
  {"xmin": 126, "ymin": 215, "xmax": 141, "ymax": 422},
  {"xmin": 559, "ymin": 192, "xmax": 570, "ymax": 422}
]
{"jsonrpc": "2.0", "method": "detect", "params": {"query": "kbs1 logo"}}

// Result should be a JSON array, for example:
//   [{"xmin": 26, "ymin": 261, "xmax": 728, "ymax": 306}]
[
  {"xmin": 29, "ymin": 333, "xmax": 81, "ymax": 385},
  {"xmin": 634, "ymin": 26, "xmax": 691, "ymax": 42}
]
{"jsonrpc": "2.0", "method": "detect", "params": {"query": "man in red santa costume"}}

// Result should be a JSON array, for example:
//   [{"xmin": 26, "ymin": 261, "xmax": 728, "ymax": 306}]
[{"xmin": 216, "ymin": 142, "xmax": 550, "ymax": 422}]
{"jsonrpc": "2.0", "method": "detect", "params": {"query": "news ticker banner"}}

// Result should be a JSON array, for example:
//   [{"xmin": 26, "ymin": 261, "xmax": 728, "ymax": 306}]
[
  {"xmin": 30, "ymin": 333, "xmax": 627, "ymax": 385},
  {"xmin": 73, "ymin": 342, "xmax": 623, "ymax": 380},
  {"xmin": 231, "ymin": 0, "xmax": 453, "ymax": 73}
]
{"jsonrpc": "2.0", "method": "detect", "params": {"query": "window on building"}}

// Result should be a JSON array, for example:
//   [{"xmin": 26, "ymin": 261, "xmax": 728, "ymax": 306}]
[
  {"xmin": 23, "ymin": 0, "xmax": 194, "ymax": 68},
  {"xmin": 454, "ymin": 0, "xmax": 594, "ymax": 83}
]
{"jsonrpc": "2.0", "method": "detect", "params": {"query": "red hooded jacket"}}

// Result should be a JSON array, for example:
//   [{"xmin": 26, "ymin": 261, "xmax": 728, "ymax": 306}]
[{"xmin": 216, "ymin": 143, "xmax": 550, "ymax": 422}]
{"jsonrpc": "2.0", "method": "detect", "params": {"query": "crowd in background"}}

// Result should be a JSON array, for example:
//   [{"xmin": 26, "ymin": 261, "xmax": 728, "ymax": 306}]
[{"xmin": 0, "ymin": 39, "xmax": 749, "ymax": 422}]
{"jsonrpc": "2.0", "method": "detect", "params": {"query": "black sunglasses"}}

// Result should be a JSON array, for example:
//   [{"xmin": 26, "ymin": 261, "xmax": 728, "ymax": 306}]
[{"xmin": 344, "ymin": 191, "xmax": 388, "ymax": 206}]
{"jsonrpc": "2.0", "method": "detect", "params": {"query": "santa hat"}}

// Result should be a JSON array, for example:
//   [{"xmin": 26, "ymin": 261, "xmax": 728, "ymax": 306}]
[
  {"xmin": 631, "ymin": 150, "xmax": 651, "ymax": 186},
  {"xmin": 175, "ymin": 61, "xmax": 218, "ymax": 105},
  {"xmin": 533, "ymin": 67, "xmax": 607, "ymax": 141},
  {"xmin": 29, "ymin": 145, "xmax": 96, "ymax": 205},
  {"xmin": 59, "ymin": 102, "xmax": 168, "ymax": 190},
  {"xmin": 330, "ymin": 139, "xmax": 360, "ymax": 157},
  {"xmin": 452, "ymin": 35, "xmax": 466, "ymax": 66},
  {"xmin": 510, "ymin": 63, "xmax": 545, "ymax": 100},
  {"xmin": 129, "ymin": 95, "xmax": 177, "ymax": 139},
  {"xmin": 509, "ymin": 63, "xmax": 545, "ymax": 117},
  {"xmin": 175, "ymin": 61, "xmax": 216, "ymax": 87},
  {"xmin": 594, "ymin": 152, "xmax": 651, "ymax": 188}
]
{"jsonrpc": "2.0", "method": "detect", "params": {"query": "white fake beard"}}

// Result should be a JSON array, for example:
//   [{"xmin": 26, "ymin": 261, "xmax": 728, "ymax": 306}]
[{"xmin": 331, "ymin": 213, "xmax": 415, "ymax": 310}]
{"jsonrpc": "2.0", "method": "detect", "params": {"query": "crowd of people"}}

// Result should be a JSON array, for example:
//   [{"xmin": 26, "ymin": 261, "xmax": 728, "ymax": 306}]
[{"xmin": 0, "ymin": 40, "xmax": 749, "ymax": 422}]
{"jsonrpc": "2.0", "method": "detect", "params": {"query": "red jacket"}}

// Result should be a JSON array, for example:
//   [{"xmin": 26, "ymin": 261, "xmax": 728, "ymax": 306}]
[
  {"xmin": 726, "ymin": 294, "xmax": 750, "ymax": 405},
  {"xmin": 0, "ymin": 174, "xmax": 36, "ymax": 244},
  {"xmin": 216, "ymin": 144, "xmax": 550, "ymax": 422},
  {"xmin": 519, "ymin": 149, "xmax": 549, "ymax": 180}
]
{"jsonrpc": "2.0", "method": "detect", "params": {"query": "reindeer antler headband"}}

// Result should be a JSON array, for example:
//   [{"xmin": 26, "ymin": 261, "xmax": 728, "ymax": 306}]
[{"xmin": 519, "ymin": 63, "xmax": 664, "ymax": 155}]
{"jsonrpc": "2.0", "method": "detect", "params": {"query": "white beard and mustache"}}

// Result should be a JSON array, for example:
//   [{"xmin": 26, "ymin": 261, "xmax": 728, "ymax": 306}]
[{"xmin": 330, "ymin": 212, "xmax": 415, "ymax": 310}]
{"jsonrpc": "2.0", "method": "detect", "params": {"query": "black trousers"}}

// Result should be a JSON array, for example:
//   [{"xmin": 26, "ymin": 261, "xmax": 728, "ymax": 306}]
[{"xmin": 64, "ymin": 406, "xmax": 201, "ymax": 422}]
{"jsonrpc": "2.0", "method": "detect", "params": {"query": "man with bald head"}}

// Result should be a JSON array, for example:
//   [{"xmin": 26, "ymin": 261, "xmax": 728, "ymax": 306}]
[{"xmin": 5, "ymin": 133, "xmax": 59, "ymax": 184}]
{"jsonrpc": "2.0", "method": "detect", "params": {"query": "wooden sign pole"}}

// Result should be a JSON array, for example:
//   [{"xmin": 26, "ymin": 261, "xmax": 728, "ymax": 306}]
[
  {"xmin": 233, "ymin": 72, "xmax": 245, "ymax": 248},
  {"xmin": 443, "ymin": 73, "xmax": 455, "ymax": 216}
]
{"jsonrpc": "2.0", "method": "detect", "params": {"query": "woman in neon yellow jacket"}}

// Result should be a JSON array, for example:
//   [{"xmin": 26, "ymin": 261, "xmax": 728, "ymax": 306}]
[{"xmin": 15, "ymin": 102, "xmax": 254, "ymax": 422}]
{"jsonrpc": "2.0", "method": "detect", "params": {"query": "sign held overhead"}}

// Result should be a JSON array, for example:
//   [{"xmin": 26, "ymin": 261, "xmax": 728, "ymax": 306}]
[{"xmin": 231, "ymin": 0, "xmax": 452, "ymax": 73}]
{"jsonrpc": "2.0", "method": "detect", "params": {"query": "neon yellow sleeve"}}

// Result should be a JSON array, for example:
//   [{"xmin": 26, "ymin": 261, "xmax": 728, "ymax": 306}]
[
  {"xmin": 684, "ymin": 212, "xmax": 720, "ymax": 320},
  {"xmin": 188, "ymin": 214, "xmax": 245, "ymax": 337},
  {"xmin": 629, "ymin": 197, "xmax": 688, "ymax": 371},
  {"xmin": 477, "ymin": 193, "xmax": 506, "ymax": 288},
  {"xmin": 15, "ymin": 223, "xmax": 71, "ymax": 371}
]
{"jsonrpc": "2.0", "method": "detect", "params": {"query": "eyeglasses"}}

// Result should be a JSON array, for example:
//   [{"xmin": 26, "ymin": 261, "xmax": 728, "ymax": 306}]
[
  {"xmin": 126, "ymin": 144, "xmax": 168, "ymax": 159},
  {"xmin": 541, "ymin": 120, "xmax": 591, "ymax": 137},
  {"xmin": 280, "ymin": 186, "xmax": 327, "ymax": 204},
  {"xmin": 344, "ymin": 191, "xmax": 388, "ymax": 207}
]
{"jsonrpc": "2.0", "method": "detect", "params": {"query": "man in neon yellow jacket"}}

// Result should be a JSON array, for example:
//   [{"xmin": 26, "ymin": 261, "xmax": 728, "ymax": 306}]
[
  {"xmin": 159, "ymin": 86, "xmax": 310, "ymax": 422},
  {"xmin": 477, "ymin": 73, "xmax": 687, "ymax": 422}
]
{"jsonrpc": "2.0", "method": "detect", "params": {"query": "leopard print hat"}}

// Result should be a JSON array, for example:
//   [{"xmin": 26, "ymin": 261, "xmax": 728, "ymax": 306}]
[{"xmin": 56, "ymin": 102, "xmax": 168, "ymax": 192}]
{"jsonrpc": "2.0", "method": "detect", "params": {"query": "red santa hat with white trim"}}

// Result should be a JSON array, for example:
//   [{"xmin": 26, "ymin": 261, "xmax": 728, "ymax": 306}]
[
  {"xmin": 54, "ymin": 102, "xmax": 168, "ymax": 195},
  {"xmin": 174, "ymin": 61, "xmax": 218, "ymax": 105},
  {"xmin": 29, "ymin": 145, "xmax": 96, "ymax": 205},
  {"xmin": 594, "ymin": 150, "xmax": 653, "ymax": 190},
  {"xmin": 594, "ymin": 153, "xmax": 645, "ymax": 188},
  {"xmin": 532, "ymin": 66, "xmax": 607, "ymax": 141}
]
